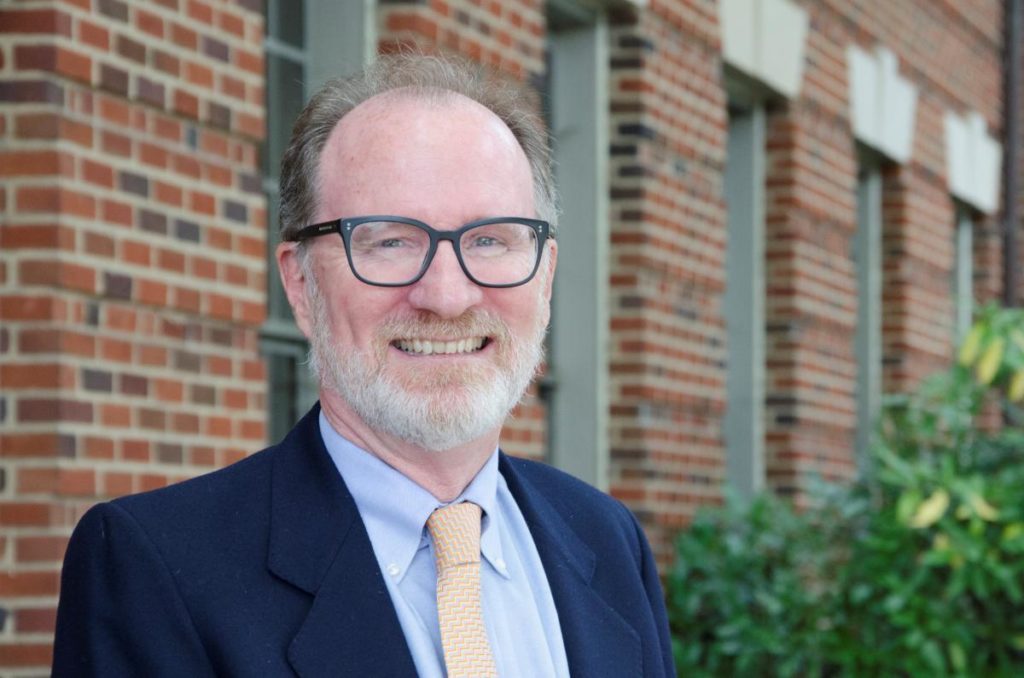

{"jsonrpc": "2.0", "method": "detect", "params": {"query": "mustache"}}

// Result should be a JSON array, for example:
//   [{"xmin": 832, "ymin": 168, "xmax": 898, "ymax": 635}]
[{"xmin": 376, "ymin": 310, "xmax": 510, "ymax": 342}]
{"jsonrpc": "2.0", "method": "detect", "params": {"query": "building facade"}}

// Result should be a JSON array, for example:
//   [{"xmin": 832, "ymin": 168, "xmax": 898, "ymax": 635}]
[{"xmin": 0, "ymin": 0, "xmax": 1020, "ymax": 671}]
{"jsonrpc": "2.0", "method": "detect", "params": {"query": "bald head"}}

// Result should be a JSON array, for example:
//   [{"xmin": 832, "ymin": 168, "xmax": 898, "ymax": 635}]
[
  {"xmin": 277, "ymin": 54, "xmax": 558, "ymax": 242},
  {"xmin": 314, "ymin": 91, "xmax": 535, "ymax": 227}
]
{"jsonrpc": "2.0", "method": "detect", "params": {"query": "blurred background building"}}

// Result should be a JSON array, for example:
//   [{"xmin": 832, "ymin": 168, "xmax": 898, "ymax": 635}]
[{"xmin": 1, "ymin": 0, "xmax": 1021, "ymax": 671}]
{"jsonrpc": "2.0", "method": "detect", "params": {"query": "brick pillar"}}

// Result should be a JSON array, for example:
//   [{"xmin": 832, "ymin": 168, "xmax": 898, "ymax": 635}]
[
  {"xmin": 763, "ymin": 102, "xmax": 859, "ymax": 496},
  {"xmin": 880, "ymin": 162, "xmax": 958, "ymax": 394},
  {"xmin": 0, "ymin": 1, "xmax": 266, "ymax": 671},
  {"xmin": 606, "ymin": 4, "xmax": 729, "ymax": 566}
]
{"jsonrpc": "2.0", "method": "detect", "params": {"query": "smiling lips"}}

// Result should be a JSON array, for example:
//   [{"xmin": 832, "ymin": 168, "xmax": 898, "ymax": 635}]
[{"xmin": 393, "ymin": 337, "xmax": 488, "ymax": 355}]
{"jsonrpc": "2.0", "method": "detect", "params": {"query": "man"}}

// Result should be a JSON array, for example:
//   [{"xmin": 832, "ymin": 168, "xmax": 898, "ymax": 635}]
[{"xmin": 53, "ymin": 55, "xmax": 675, "ymax": 677}]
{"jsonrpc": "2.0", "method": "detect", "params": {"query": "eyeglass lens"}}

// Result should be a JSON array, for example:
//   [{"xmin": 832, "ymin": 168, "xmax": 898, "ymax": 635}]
[{"xmin": 348, "ymin": 220, "xmax": 539, "ymax": 285}]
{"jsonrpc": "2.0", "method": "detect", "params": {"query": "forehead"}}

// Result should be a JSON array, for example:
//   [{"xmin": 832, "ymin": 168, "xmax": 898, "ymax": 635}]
[{"xmin": 314, "ymin": 90, "xmax": 534, "ymax": 223}]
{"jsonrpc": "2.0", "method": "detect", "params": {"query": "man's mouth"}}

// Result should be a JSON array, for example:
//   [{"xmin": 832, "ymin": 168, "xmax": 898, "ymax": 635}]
[{"xmin": 392, "ymin": 337, "xmax": 490, "ymax": 355}]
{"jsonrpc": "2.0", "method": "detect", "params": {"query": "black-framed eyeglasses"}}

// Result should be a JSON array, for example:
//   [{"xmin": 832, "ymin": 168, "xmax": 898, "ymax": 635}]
[{"xmin": 290, "ymin": 216, "xmax": 551, "ymax": 288}]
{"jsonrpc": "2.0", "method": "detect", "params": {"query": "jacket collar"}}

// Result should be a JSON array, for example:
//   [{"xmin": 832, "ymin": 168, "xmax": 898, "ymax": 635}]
[
  {"xmin": 499, "ymin": 454, "xmax": 642, "ymax": 678},
  {"xmin": 268, "ymin": 406, "xmax": 639, "ymax": 678},
  {"xmin": 268, "ymin": 405, "xmax": 417, "ymax": 677}
]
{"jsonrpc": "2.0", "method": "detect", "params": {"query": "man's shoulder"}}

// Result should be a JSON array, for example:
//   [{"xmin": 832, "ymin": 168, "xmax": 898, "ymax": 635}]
[
  {"xmin": 109, "ymin": 406, "xmax": 322, "ymax": 519},
  {"xmin": 499, "ymin": 454, "xmax": 639, "ymax": 536},
  {"xmin": 111, "ymin": 444, "xmax": 276, "ymax": 521}
]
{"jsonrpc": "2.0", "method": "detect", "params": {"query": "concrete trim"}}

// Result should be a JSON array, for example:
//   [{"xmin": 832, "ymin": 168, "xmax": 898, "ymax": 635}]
[
  {"xmin": 719, "ymin": 0, "xmax": 809, "ymax": 99},
  {"xmin": 944, "ymin": 111, "xmax": 1003, "ymax": 215},
  {"xmin": 848, "ymin": 45, "xmax": 918, "ymax": 164}
]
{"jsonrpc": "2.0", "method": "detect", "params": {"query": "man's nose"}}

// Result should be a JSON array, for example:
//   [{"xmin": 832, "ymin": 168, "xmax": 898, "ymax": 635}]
[{"xmin": 406, "ymin": 241, "xmax": 484, "ymax": 318}]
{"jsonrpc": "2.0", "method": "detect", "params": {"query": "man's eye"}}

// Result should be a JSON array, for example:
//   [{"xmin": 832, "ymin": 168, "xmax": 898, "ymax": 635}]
[
  {"xmin": 469, "ymin": 236, "xmax": 502, "ymax": 248},
  {"xmin": 377, "ymin": 238, "xmax": 406, "ymax": 248}
]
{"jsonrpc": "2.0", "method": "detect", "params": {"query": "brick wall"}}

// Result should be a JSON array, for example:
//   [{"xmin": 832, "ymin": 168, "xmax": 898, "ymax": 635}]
[
  {"xmin": 763, "ymin": 0, "xmax": 1006, "ymax": 499},
  {"xmin": 0, "ymin": 0, "xmax": 265, "ymax": 671},
  {"xmin": 605, "ymin": 2, "xmax": 729, "ymax": 564}
]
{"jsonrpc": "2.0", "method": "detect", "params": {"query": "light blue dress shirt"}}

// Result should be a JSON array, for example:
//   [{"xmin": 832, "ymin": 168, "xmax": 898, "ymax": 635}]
[{"xmin": 319, "ymin": 413, "xmax": 571, "ymax": 678}]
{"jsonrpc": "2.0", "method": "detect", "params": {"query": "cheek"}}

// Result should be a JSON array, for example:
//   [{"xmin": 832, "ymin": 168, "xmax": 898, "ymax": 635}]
[
  {"xmin": 321, "ymin": 286, "xmax": 406, "ymax": 348},
  {"xmin": 491, "ymin": 286, "xmax": 550, "ymax": 335}
]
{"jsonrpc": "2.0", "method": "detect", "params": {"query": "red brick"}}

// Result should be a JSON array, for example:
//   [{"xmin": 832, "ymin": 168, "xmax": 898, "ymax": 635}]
[
  {"xmin": 207, "ymin": 355, "xmax": 232, "ymax": 376},
  {"xmin": 170, "ymin": 22, "xmax": 197, "ymax": 49},
  {"xmin": 217, "ymin": 9, "xmax": 245, "ymax": 37},
  {"xmin": 153, "ymin": 180, "xmax": 183, "ymax": 207},
  {"xmin": 100, "ymin": 338, "xmax": 132, "ymax": 362},
  {"xmin": 173, "ymin": 88, "xmax": 199, "ymax": 117},
  {"xmin": 99, "ymin": 95, "xmax": 131, "ymax": 125},
  {"xmin": 16, "ymin": 187, "xmax": 95, "ymax": 218},
  {"xmin": 101, "ymin": 198, "xmax": 133, "ymax": 226},
  {"xmin": 78, "ymin": 18, "xmax": 110, "ymax": 49},
  {"xmin": 14, "ymin": 608, "xmax": 57, "ymax": 634},
  {"xmin": 235, "ymin": 111, "xmax": 263, "ymax": 139},
  {"xmin": 84, "ymin": 231, "xmax": 115, "ymax": 257},
  {"xmin": 186, "ymin": 0, "xmax": 213, "ymax": 23},
  {"xmin": 81, "ymin": 158, "xmax": 114, "ymax": 187},
  {"xmin": 136, "ymin": 8, "xmax": 164, "ymax": 38},
  {"xmin": 0, "ymin": 150, "xmax": 66, "ymax": 177},
  {"xmin": 234, "ymin": 48, "xmax": 262, "ymax": 75},
  {"xmin": 103, "ymin": 471, "xmax": 134, "ymax": 497},
  {"xmin": 15, "ymin": 535, "xmax": 68, "ymax": 562},
  {"xmin": 139, "ymin": 473, "xmax": 169, "ymax": 491},
  {"xmin": 153, "ymin": 115, "xmax": 181, "ymax": 141},
  {"xmin": 138, "ymin": 345, "xmax": 167, "ymax": 366},
  {"xmin": 18, "ymin": 397, "xmax": 93, "ymax": 423},
  {"xmin": 0, "ymin": 9, "xmax": 72, "ymax": 36},
  {"xmin": 172, "ymin": 286, "xmax": 201, "ymax": 312},
  {"xmin": 122, "ymin": 439, "xmax": 150, "ymax": 461},
  {"xmin": 0, "ymin": 433, "xmax": 61, "ymax": 458},
  {"xmin": 0, "ymin": 502, "xmax": 53, "ymax": 527},
  {"xmin": 0, "ymin": 571, "xmax": 60, "ymax": 596},
  {"xmin": 100, "ymin": 129, "xmax": 132, "ymax": 157},
  {"xmin": 100, "ymin": 403, "xmax": 131, "ymax": 427},
  {"xmin": 0, "ymin": 295, "xmax": 62, "ymax": 321},
  {"xmin": 136, "ymin": 278, "xmax": 168, "ymax": 305},
  {"xmin": 184, "ymin": 60, "xmax": 213, "ymax": 88},
  {"xmin": 0, "ymin": 643, "xmax": 55, "ymax": 668},
  {"xmin": 84, "ymin": 436, "xmax": 115, "ymax": 459},
  {"xmin": 0, "ymin": 363, "xmax": 63, "ymax": 389},
  {"xmin": 122, "ymin": 240, "xmax": 151, "ymax": 265}
]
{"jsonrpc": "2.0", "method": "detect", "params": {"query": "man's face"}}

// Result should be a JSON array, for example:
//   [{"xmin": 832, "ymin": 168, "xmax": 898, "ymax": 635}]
[{"xmin": 280, "ymin": 92, "xmax": 556, "ymax": 451}]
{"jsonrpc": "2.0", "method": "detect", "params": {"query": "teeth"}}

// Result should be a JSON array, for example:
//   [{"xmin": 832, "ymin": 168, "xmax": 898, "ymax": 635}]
[{"xmin": 395, "ymin": 337, "xmax": 486, "ymax": 355}]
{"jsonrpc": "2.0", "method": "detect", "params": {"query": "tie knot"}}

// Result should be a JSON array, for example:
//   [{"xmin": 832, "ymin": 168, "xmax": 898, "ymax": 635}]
[{"xmin": 427, "ymin": 502, "xmax": 482, "ymax": 568}]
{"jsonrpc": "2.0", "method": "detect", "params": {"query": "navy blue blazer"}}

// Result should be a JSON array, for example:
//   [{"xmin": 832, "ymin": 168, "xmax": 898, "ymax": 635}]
[{"xmin": 53, "ymin": 405, "xmax": 675, "ymax": 677}]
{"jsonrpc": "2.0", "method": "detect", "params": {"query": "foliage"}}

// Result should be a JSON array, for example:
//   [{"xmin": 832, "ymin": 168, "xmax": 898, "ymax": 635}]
[{"xmin": 667, "ymin": 304, "xmax": 1024, "ymax": 676}]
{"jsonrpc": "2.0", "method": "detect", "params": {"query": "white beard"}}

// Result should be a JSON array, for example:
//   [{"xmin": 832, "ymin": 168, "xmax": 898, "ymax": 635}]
[{"xmin": 305, "ymin": 269, "xmax": 547, "ymax": 451}]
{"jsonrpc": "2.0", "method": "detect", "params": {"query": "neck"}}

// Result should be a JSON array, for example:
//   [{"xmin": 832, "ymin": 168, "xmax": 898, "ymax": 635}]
[{"xmin": 318, "ymin": 390, "xmax": 500, "ymax": 502}]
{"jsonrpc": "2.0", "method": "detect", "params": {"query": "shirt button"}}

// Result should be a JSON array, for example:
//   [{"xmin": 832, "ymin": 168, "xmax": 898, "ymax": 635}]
[{"xmin": 387, "ymin": 563, "xmax": 400, "ymax": 577}]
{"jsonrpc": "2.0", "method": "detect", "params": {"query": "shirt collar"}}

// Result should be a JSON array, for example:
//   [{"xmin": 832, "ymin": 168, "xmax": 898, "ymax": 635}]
[{"xmin": 318, "ymin": 412, "xmax": 508, "ymax": 581}]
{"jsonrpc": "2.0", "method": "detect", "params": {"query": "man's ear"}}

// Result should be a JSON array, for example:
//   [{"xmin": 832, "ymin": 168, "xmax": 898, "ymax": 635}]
[
  {"xmin": 276, "ymin": 242, "xmax": 314, "ymax": 339},
  {"xmin": 542, "ymin": 239, "xmax": 557, "ymax": 303},
  {"xmin": 539, "ymin": 239, "xmax": 557, "ymax": 327}
]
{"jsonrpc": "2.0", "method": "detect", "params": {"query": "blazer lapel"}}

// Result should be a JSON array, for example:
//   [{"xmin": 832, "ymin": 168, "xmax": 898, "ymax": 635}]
[
  {"xmin": 267, "ymin": 407, "xmax": 417, "ymax": 678},
  {"xmin": 500, "ymin": 456, "xmax": 642, "ymax": 678}
]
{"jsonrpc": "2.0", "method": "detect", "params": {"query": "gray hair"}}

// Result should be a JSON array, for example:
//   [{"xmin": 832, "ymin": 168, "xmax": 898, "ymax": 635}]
[{"xmin": 278, "ymin": 53, "xmax": 559, "ymax": 242}]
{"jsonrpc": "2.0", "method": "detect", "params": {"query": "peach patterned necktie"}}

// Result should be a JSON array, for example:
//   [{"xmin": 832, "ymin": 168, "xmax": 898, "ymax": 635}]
[{"xmin": 426, "ymin": 502, "xmax": 498, "ymax": 678}]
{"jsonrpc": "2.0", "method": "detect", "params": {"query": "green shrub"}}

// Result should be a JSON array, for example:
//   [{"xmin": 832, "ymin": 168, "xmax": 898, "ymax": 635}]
[{"xmin": 667, "ymin": 305, "xmax": 1024, "ymax": 676}]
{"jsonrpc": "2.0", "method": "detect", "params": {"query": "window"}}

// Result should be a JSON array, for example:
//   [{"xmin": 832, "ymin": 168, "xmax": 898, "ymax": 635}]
[
  {"xmin": 953, "ymin": 203, "xmax": 974, "ymax": 340},
  {"xmin": 723, "ymin": 103, "xmax": 767, "ymax": 497},
  {"xmin": 853, "ymin": 152, "xmax": 884, "ymax": 466},
  {"xmin": 261, "ymin": 0, "xmax": 376, "ymax": 442},
  {"xmin": 544, "ymin": 0, "xmax": 609, "ymax": 487}
]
